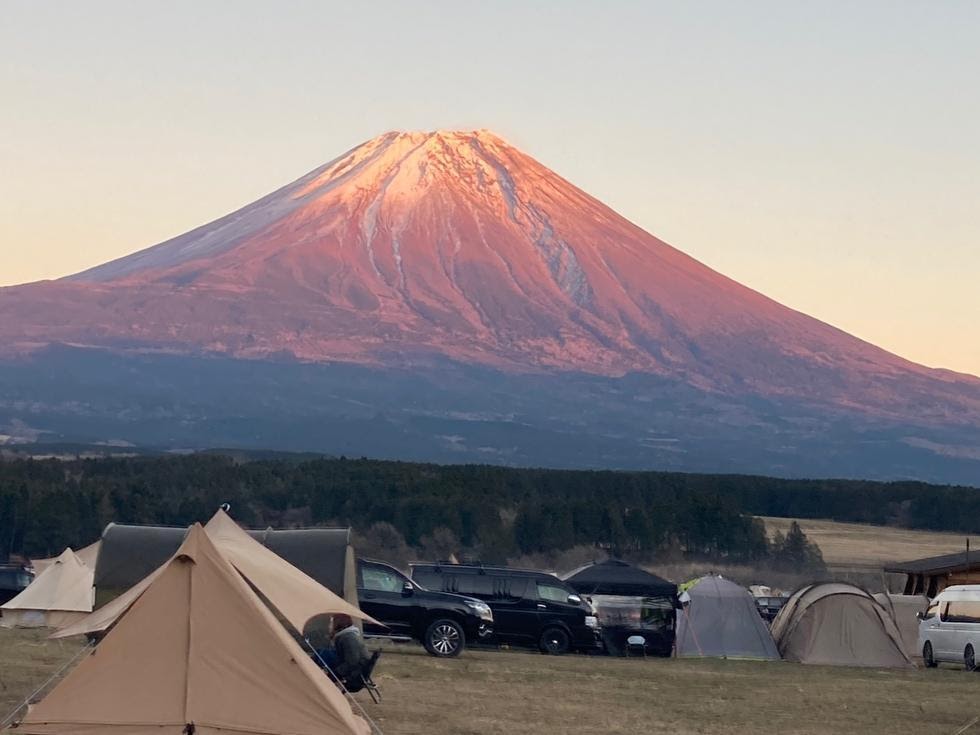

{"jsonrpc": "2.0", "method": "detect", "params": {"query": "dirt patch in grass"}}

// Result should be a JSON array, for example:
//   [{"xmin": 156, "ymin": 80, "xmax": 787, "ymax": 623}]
[{"xmin": 3, "ymin": 629, "xmax": 979, "ymax": 734}]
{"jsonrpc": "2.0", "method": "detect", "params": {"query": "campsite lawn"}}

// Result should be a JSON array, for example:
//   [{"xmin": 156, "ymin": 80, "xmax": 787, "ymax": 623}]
[{"xmin": 3, "ymin": 629, "xmax": 979, "ymax": 735}]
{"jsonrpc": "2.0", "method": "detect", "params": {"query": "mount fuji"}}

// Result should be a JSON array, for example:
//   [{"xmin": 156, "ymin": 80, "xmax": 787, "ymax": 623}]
[{"xmin": 1, "ymin": 130, "xmax": 978, "ymax": 483}]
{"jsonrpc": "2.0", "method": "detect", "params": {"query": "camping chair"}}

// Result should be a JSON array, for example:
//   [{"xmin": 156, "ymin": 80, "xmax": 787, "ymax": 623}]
[
  {"xmin": 625, "ymin": 635, "xmax": 647, "ymax": 658},
  {"xmin": 342, "ymin": 650, "xmax": 382, "ymax": 704}
]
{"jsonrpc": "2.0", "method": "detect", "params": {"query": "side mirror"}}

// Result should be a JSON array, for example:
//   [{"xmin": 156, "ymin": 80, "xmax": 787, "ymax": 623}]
[
  {"xmin": 402, "ymin": 582, "xmax": 414, "ymax": 596},
  {"xmin": 568, "ymin": 594, "xmax": 582, "ymax": 605},
  {"xmin": 915, "ymin": 611, "xmax": 925, "ymax": 620}
]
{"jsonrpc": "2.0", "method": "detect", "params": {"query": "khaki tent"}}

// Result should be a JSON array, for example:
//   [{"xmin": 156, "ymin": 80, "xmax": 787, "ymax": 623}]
[
  {"xmin": 1, "ymin": 549, "xmax": 93, "ymax": 629},
  {"xmin": 54, "ymin": 509, "xmax": 378, "ymax": 639},
  {"xmin": 675, "ymin": 576, "xmax": 779, "ymax": 660},
  {"xmin": 32, "ymin": 541, "xmax": 101, "ymax": 576},
  {"xmin": 18, "ymin": 524, "xmax": 370, "ymax": 735},
  {"xmin": 771, "ymin": 583, "xmax": 912, "ymax": 668},
  {"xmin": 874, "ymin": 592, "xmax": 929, "ymax": 661},
  {"xmin": 94, "ymin": 518, "xmax": 356, "ymax": 608}
]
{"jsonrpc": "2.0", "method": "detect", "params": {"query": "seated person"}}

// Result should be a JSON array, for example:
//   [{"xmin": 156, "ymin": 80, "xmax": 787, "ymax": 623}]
[{"xmin": 330, "ymin": 613, "xmax": 371, "ymax": 684}]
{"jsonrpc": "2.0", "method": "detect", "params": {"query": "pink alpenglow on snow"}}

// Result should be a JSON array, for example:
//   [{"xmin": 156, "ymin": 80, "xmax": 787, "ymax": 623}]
[{"xmin": 0, "ymin": 130, "xmax": 977, "ymax": 426}]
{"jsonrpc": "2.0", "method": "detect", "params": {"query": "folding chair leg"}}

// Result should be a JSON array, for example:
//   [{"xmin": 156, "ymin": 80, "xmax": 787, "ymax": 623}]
[{"xmin": 365, "ymin": 682, "xmax": 381, "ymax": 705}]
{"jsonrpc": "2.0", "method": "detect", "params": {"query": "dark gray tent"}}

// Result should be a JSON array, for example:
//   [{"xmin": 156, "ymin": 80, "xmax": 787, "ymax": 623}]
[
  {"xmin": 676, "ymin": 575, "xmax": 780, "ymax": 660},
  {"xmin": 94, "ymin": 521, "xmax": 357, "ymax": 609}
]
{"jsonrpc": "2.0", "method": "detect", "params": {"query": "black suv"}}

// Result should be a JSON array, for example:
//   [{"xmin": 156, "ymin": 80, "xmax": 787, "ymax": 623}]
[
  {"xmin": 411, "ymin": 563, "xmax": 601, "ymax": 655},
  {"xmin": 356, "ymin": 559, "xmax": 493, "ymax": 657},
  {"xmin": 0, "ymin": 564, "xmax": 32, "ymax": 605}
]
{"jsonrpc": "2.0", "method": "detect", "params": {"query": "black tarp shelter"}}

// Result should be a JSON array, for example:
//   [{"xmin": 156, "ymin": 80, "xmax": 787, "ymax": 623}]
[
  {"xmin": 563, "ymin": 559, "xmax": 676, "ymax": 597},
  {"xmin": 563, "ymin": 560, "xmax": 678, "ymax": 656}
]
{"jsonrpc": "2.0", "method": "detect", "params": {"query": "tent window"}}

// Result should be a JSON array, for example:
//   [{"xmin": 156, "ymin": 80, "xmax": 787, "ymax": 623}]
[{"xmin": 945, "ymin": 601, "xmax": 980, "ymax": 624}]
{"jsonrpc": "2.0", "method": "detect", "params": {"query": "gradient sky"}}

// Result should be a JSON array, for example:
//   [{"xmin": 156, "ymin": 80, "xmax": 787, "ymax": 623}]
[{"xmin": 2, "ymin": 1, "xmax": 978, "ymax": 376}]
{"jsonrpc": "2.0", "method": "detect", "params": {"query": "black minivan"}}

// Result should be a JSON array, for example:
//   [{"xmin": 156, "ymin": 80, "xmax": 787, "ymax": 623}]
[{"xmin": 411, "ymin": 563, "xmax": 601, "ymax": 655}]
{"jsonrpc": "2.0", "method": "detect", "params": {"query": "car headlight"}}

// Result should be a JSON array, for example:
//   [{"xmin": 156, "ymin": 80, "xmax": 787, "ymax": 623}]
[
  {"xmin": 465, "ymin": 600, "xmax": 494, "ymax": 622},
  {"xmin": 585, "ymin": 615, "xmax": 599, "ymax": 629}
]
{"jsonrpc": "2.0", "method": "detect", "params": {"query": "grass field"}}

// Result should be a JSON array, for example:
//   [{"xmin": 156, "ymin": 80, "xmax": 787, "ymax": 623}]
[
  {"xmin": 761, "ymin": 516, "xmax": 971, "ymax": 567},
  {"xmin": 3, "ymin": 629, "xmax": 980, "ymax": 735}
]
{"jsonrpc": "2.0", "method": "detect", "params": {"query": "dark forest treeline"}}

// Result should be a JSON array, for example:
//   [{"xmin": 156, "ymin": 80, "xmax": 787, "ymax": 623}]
[{"xmin": 0, "ymin": 455, "xmax": 977, "ymax": 563}]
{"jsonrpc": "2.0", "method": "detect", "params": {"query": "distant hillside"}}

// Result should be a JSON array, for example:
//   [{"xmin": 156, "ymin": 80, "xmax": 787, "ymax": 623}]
[
  {"xmin": 2, "ymin": 454, "xmax": 977, "ymax": 565},
  {"xmin": 761, "ymin": 516, "xmax": 971, "ymax": 567}
]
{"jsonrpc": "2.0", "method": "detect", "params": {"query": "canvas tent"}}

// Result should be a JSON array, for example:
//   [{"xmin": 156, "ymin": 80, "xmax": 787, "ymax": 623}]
[
  {"xmin": 771, "ymin": 583, "xmax": 912, "ymax": 668},
  {"xmin": 32, "ymin": 540, "xmax": 101, "ymax": 576},
  {"xmin": 675, "ymin": 575, "xmax": 780, "ymax": 660},
  {"xmin": 17, "ymin": 525, "xmax": 370, "ymax": 735},
  {"xmin": 564, "ymin": 560, "xmax": 678, "ymax": 656},
  {"xmin": 1, "ymin": 548, "xmax": 93, "ymax": 629},
  {"xmin": 54, "ymin": 509, "xmax": 378, "ymax": 639},
  {"xmin": 94, "ymin": 517, "xmax": 357, "ymax": 608},
  {"xmin": 874, "ymin": 593, "xmax": 929, "ymax": 661}
]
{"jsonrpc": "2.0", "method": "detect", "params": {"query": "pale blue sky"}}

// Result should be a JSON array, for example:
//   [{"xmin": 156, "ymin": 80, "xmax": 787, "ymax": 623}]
[{"xmin": 1, "ymin": 1, "xmax": 978, "ymax": 375}]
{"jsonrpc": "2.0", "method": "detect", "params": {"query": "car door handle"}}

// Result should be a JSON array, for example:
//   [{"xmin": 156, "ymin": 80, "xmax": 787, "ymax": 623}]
[{"xmin": 537, "ymin": 603, "xmax": 546, "ymax": 610}]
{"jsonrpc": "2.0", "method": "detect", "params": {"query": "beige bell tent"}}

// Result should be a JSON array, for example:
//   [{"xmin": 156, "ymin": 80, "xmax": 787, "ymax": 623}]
[
  {"xmin": 1, "ymin": 548, "xmax": 93, "ymax": 629},
  {"xmin": 32, "ymin": 540, "xmax": 101, "ymax": 576},
  {"xmin": 17, "ymin": 524, "xmax": 370, "ymax": 735},
  {"xmin": 54, "ymin": 509, "xmax": 378, "ymax": 639},
  {"xmin": 771, "ymin": 583, "xmax": 912, "ymax": 668}
]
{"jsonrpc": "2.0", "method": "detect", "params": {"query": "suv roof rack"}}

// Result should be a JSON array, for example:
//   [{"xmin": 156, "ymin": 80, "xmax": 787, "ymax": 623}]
[{"xmin": 410, "ymin": 561, "xmax": 560, "ymax": 578}]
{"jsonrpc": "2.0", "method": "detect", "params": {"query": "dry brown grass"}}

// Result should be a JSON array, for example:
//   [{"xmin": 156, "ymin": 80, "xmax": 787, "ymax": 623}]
[
  {"xmin": 761, "ymin": 517, "xmax": 971, "ymax": 567},
  {"xmin": 4, "ymin": 628, "xmax": 980, "ymax": 734}
]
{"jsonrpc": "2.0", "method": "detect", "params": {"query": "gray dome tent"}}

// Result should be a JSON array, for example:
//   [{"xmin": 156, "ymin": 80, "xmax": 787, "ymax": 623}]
[
  {"xmin": 675, "ymin": 575, "xmax": 779, "ymax": 660},
  {"xmin": 771, "ymin": 583, "xmax": 912, "ymax": 668}
]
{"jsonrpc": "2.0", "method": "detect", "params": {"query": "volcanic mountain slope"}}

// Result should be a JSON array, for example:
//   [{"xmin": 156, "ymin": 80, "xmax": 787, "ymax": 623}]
[
  {"xmin": 0, "ymin": 130, "xmax": 978, "ymax": 481},
  {"xmin": 3, "ymin": 130, "xmax": 979, "ymax": 417}
]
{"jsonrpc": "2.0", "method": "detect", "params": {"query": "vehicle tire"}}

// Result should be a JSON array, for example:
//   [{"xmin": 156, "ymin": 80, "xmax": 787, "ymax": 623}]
[
  {"xmin": 923, "ymin": 642, "xmax": 938, "ymax": 668},
  {"xmin": 965, "ymin": 645, "xmax": 977, "ymax": 672},
  {"xmin": 423, "ymin": 618, "xmax": 464, "ymax": 658},
  {"xmin": 539, "ymin": 627, "xmax": 571, "ymax": 655}
]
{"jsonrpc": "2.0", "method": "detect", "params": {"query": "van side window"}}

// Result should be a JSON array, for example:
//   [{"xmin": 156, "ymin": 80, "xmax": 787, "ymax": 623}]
[
  {"xmin": 923, "ymin": 602, "xmax": 940, "ymax": 620},
  {"xmin": 537, "ymin": 582, "xmax": 570, "ymax": 603},
  {"xmin": 945, "ymin": 601, "xmax": 980, "ymax": 624},
  {"xmin": 411, "ymin": 571, "xmax": 440, "ymax": 590},
  {"xmin": 455, "ymin": 575, "xmax": 493, "ymax": 597}
]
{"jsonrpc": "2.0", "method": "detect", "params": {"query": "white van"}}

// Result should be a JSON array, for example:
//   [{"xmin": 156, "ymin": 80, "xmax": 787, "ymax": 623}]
[{"xmin": 918, "ymin": 585, "xmax": 980, "ymax": 670}]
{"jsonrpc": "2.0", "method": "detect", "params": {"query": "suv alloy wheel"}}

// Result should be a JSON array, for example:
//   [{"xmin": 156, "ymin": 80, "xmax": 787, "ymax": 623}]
[
  {"xmin": 539, "ymin": 626, "xmax": 571, "ymax": 655},
  {"xmin": 424, "ymin": 619, "xmax": 464, "ymax": 657}
]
